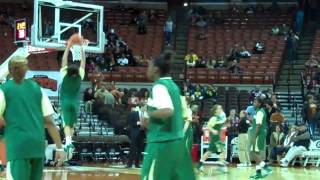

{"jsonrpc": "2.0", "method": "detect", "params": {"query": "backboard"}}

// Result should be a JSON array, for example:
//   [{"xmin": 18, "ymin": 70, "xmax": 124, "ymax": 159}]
[{"xmin": 31, "ymin": 0, "xmax": 105, "ymax": 53}]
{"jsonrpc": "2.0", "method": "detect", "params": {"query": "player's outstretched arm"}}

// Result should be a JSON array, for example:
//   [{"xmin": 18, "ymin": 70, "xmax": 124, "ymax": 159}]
[
  {"xmin": 80, "ymin": 46, "xmax": 86, "ymax": 70},
  {"xmin": 61, "ymin": 43, "xmax": 72, "ymax": 69}
]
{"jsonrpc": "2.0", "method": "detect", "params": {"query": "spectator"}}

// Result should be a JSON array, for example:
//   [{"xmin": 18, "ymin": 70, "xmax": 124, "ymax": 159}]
[
  {"xmin": 270, "ymin": 125, "xmax": 298, "ymax": 163},
  {"xmin": 139, "ymin": 90, "xmax": 149, "ymax": 105},
  {"xmin": 206, "ymin": 57, "xmax": 217, "ymax": 69},
  {"xmin": 295, "ymin": 8, "xmax": 304, "ymax": 34},
  {"xmin": 305, "ymin": 55, "xmax": 319, "ymax": 75},
  {"xmin": 137, "ymin": 11, "xmax": 148, "ymax": 34},
  {"xmin": 216, "ymin": 57, "xmax": 227, "ymax": 68},
  {"xmin": 86, "ymin": 60, "xmax": 96, "ymax": 73},
  {"xmin": 250, "ymin": 85, "xmax": 263, "ymax": 102},
  {"xmin": 136, "ymin": 54, "xmax": 150, "ymax": 67},
  {"xmin": 196, "ymin": 17, "xmax": 207, "ymax": 28},
  {"xmin": 280, "ymin": 124, "xmax": 310, "ymax": 167},
  {"xmin": 286, "ymin": 30, "xmax": 299, "ymax": 64},
  {"xmin": 265, "ymin": 100, "xmax": 277, "ymax": 144},
  {"xmin": 110, "ymin": 81, "xmax": 124, "ymax": 104},
  {"xmin": 272, "ymin": 25, "xmax": 280, "ymax": 36},
  {"xmin": 94, "ymin": 85, "xmax": 116, "ymax": 107},
  {"xmin": 301, "ymin": 95, "xmax": 317, "ymax": 136},
  {"xmin": 271, "ymin": 94, "xmax": 281, "ymax": 110},
  {"xmin": 106, "ymin": 28, "xmax": 119, "ymax": 48},
  {"xmin": 83, "ymin": 88, "xmax": 95, "ymax": 113},
  {"xmin": 237, "ymin": 110, "xmax": 251, "ymax": 167},
  {"xmin": 268, "ymin": 125, "xmax": 285, "ymax": 161},
  {"xmin": 117, "ymin": 54, "xmax": 129, "ymax": 66},
  {"xmin": 264, "ymin": 88, "xmax": 273, "ymax": 100},
  {"xmin": 246, "ymin": 105, "xmax": 256, "ymax": 121},
  {"xmin": 192, "ymin": 84, "xmax": 204, "ymax": 101},
  {"xmin": 164, "ymin": 17, "xmax": 174, "ymax": 45},
  {"xmin": 227, "ymin": 45, "xmax": 241, "ymax": 62},
  {"xmin": 253, "ymin": 41, "xmax": 265, "ymax": 54},
  {"xmin": 239, "ymin": 46, "xmax": 251, "ymax": 58},
  {"xmin": 196, "ymin": 56, "xmax": 207, "ymax": 68},
  {"xmin": 128, "ymin": 92, "xmax": 139, "ymax": 110},
  {"xmin": 228, "ymin": 60, "xmax": 242, "ymax": 74},
  {"xmin": 185, "ymin": 50, "xmax": 199, "ymax": 68},
  {"xmin": 204, "ymin": 85, "xmax": 217, "ymax": 99},
  {"xmin": 197, "ymin": 32, "xmax": 207, "ymax": 40},
  {"xmin": 226, "ymin": 109, "xmax": 240, "ymax": 162},
  {"xmin": 279, "ymin": 24, "xmax": 289, "ymax": 36}
]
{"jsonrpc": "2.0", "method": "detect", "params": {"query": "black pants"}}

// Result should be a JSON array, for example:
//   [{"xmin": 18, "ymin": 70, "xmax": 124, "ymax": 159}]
[{"xmin": 128, "ymin": 130, "xmax": 143, "ymax": 166}]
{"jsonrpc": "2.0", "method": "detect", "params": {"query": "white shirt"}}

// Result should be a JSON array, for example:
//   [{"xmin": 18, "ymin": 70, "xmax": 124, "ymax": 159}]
[
  {"xmin": 148, "ymin": 77, "xmax": 174, "ymax": 110},
  {"xmin": 255, "ymin": 111, "xmax": 264, "ymax": 125},
  {"xmin": 0, "ymin": 88, "xmax": 54, "ymax": 118},
  {"xmin": 117, "ymin": 57, "xmax": 129, "ymax": 66}
]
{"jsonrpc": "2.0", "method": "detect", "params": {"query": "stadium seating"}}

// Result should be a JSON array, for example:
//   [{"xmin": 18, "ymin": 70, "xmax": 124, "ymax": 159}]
[
  {"xmin": 311, "ymin": 30, "xmax": 320, "ymax": 56},
  {"xmin": 186, "ymin": 12, "xmax": 291, "ymax": 84}
]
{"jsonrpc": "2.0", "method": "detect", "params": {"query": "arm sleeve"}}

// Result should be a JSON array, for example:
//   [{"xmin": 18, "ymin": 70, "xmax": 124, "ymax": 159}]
[
  {"xmin": 256, "ymin": 111, "xmax": 263, "ymax": 125},
  {"xmin": 41, "ymin": 89, "xmax": 54, "ymax": 117},
  {"xmin": 60, "ymin": 66, "xmax": 68, "ymax": 78},
  {"xmin": 152, "ymin": 84, "xmax": 174, "ymax": 109},
  {"xmin": 0, "ymin": 90, "xmax": 5, "ymax": 118},
  {"xmin": 79, "ymin": 67, "xmax": 85, "ymax": 80}
]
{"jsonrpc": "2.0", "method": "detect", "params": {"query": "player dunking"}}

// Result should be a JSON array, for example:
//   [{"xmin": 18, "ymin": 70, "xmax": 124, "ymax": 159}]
[
  {"xmin": 249, "ymin": 97, "xmax": 272, "ymax": 179},
  {"xmin": 60, "ymin": 34, "xmax": 86, "ymax": 159},
  {"xmin": 141, "ymin": 51, "xmax": 195, "ymax": 180},
  {"xmin": 0, "ymin": 56, "xmax": 65, "ymax": 180},
  {"xmin": 197, "ymin": 104, "xmax": 228, "ymax": 174}
]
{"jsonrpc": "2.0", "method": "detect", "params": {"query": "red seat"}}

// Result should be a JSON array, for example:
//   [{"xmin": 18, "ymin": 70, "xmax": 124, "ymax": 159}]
[
  {"xmin": 196, "ymin": 74, "xmax": 208, "ymax": 83},
  {"xmin": 242, "ymin": 74, "xmax": 252, "ymax": 84},
  {"xmin": 187, "ymin": 74, "xmax": 196, "ymax": 83},
  {"xmin": 135, "ymin": 73, "xmax": 148, "ymax": 82},
  {"xmin": 122, "ymin": 73, "xmax": 135, "ymax": 82},
  {"xmin": 111, "ymin": 72, "xmax": 123, "ymax": 82},
  {"xmin": 253, "ymin": 76, "xmax": 264, "ymax": 84},
  {"xmin": 230, "ymin": 75, "xmax": 241, "ymax": 84},
  {"xmin": 219, "ymin": 75, "xmax": 230, "ymax": 84}
]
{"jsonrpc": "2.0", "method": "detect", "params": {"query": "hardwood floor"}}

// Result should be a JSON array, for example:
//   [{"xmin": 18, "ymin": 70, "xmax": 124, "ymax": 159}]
[{"xmin": 0, "ymin": 165, "xmax": 319, "ymax": 180}]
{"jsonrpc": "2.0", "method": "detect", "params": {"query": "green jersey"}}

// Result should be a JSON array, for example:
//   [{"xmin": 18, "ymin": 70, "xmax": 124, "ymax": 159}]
[
  {"xmin": 1, "ymin": 79, "xmax": 45, "ymax": 160},
  {"xmin": 147, "ymin": 78, "xmax": 184, "ymax": 143},
  {"xmin": 252, "ymin": 108, "xmax": 267, "ymax": 136},
  {"xmin": 60, "ymin": 73, "xmax": 82, "ymax": 103}
]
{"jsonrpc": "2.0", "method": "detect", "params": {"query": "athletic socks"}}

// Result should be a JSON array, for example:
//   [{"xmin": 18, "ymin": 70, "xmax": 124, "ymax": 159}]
[{"xmin": 66, "ymin": 136, "xmax": 72, "ymax": 145}]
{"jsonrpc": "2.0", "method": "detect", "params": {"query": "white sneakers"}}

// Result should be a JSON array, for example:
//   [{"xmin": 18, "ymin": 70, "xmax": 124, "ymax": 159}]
[{"xmin": 237, "ymin": 163, "xmax": 252, "ymax": 167}]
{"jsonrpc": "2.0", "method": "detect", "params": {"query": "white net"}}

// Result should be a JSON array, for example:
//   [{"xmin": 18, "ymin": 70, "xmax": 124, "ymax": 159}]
[{"xmin": 70, "ymin": 45, "xmax": 83, "ymax": 61}]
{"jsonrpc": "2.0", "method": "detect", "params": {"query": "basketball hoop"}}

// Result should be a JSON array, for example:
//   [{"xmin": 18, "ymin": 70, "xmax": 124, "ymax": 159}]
[
  {"xmin": 28, "ymin": 45, "xmax": 55, "ymax": 54},
  {"xmin": 68, "ymin": 34, "xmax": 88, "ymax": 61}
]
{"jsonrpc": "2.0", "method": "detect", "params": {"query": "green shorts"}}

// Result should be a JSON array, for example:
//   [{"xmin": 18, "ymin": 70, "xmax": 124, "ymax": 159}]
[
  {"xmin": 249, "ymin": 128, "xmax": 266, "ymax": 152},
  {"xmin": 251, "ymin": 133, "xmax": 266, "ymax": 152},
  {"xmin": 208, "ymin": 139, "xmax": 224, "ymax": 153},
  {"xmin": 61, "ymin": 101, "xmax": 79, "ymax": 127},
  {"xmin": 7, "ymin": 158, "xmax": 44, "ymax": 180},
  {"xmin": 141, "ymin": 139, "xmax": 196, "ymax": 180},
  {"xmin": 208, "ymin": 133, "xmax": 224, "ymax": 153}
]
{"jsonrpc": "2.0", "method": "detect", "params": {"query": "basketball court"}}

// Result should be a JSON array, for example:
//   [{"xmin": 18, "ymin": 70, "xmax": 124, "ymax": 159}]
[{"xmin": 0, "ymin": 166, "xmax": 315, "ymax": 180}]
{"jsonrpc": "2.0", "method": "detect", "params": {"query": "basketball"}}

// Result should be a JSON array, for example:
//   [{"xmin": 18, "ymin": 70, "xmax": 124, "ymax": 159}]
[{"xmin": 68, "ymin": 34, "xmax": 84, "ymax": 45}]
